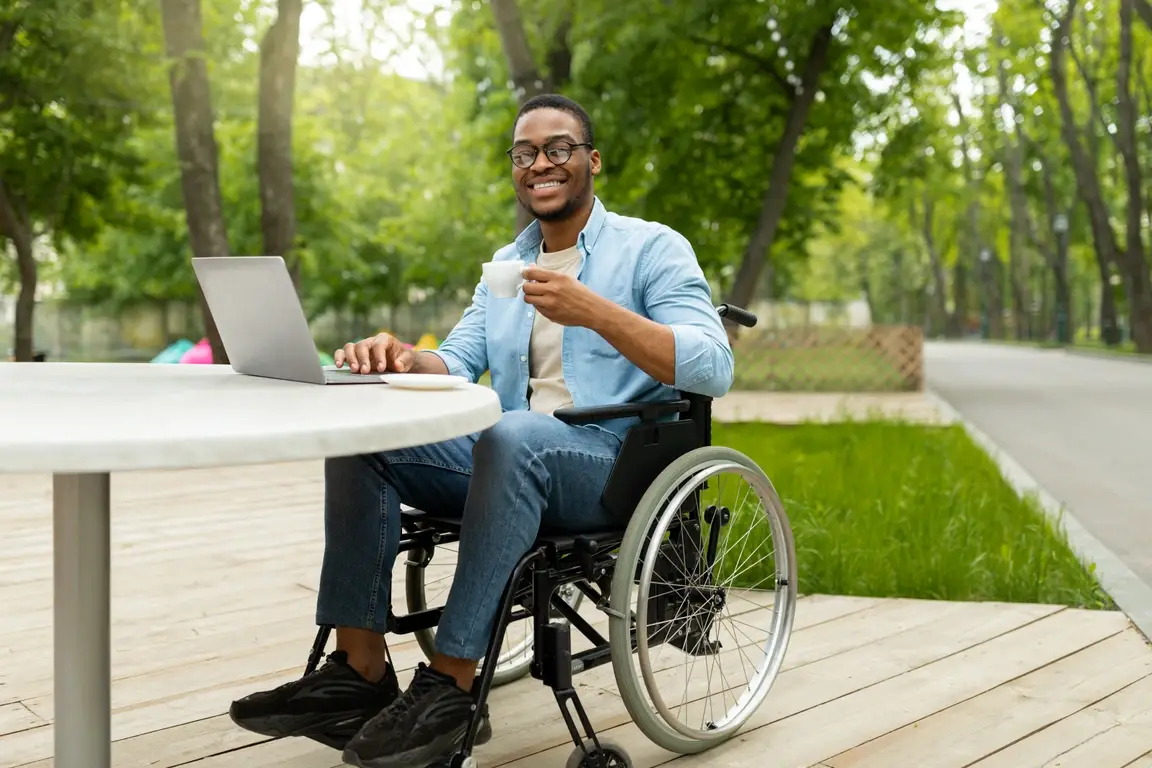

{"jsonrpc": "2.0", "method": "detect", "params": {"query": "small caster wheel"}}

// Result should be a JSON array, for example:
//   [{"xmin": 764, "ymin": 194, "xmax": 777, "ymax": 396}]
[{"xmin": 564, "ymin": 738, "xmax": 633, "ymax": 768}]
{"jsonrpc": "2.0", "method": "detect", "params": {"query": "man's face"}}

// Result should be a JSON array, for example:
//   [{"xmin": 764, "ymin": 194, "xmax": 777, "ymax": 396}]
[{"xmin": 509, "ymin": 108, "xmax": 601, "ymax": 222}]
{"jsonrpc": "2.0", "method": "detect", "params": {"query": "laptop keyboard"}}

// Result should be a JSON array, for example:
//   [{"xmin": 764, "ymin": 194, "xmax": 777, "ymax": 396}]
[{"xmin": 324, "ymin": 368, "xmax": 385, "ymax": 384}]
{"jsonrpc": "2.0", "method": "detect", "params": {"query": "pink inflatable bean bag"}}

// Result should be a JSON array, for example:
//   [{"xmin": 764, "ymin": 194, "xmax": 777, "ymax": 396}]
[{"xmin": 179, "ymin": 338, "xmax": 213, "ymax": 364}]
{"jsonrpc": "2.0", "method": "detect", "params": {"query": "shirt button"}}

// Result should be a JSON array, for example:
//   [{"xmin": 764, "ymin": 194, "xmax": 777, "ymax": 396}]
[{"xmin": 520, "ymin": 355, "xmax": 527, "ymax": 362}]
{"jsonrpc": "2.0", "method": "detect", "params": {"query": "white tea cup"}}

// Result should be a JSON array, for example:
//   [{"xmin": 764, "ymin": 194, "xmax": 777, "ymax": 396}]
[{"xmin": 482, "ymin": 260, "xmax": 525, "ymax": 298}]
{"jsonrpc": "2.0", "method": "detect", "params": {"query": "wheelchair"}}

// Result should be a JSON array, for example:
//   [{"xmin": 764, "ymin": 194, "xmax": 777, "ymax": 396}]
[{"xmin": 303, "ymin": 304, "xmax": 798, "ymax": 768}]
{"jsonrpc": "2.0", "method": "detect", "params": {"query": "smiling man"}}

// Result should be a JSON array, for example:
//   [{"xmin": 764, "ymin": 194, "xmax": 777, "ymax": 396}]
[{"xmin": 226, "ymin": 94, "xmax": 733, "ymax": 768}]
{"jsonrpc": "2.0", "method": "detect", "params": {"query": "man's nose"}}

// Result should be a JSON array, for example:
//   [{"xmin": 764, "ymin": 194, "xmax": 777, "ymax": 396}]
[{"xmin": 530, "ymin": 149, "xmax": 555, "ymax": 173}]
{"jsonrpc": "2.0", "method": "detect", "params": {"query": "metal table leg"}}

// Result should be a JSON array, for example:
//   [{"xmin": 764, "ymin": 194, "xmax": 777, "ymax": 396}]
[{"xmin": 53, "ymin": 473, "xmax": 111, "ymax": 768}]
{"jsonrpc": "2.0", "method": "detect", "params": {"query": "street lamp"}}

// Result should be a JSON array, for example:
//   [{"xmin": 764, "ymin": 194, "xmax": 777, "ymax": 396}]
[
  {"xmin": 1053, "ymin": 214, "xmax": 1071, "ymax": 344},
  {"xmin": 980, "ymin": 248, "xmax": 992, "ymax": 339}
]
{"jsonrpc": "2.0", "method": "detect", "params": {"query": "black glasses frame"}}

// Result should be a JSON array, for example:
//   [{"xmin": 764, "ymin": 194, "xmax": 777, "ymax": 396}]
[{"xmin": 506, "ymin": 141, "xmax": 592, "ymax": 169}]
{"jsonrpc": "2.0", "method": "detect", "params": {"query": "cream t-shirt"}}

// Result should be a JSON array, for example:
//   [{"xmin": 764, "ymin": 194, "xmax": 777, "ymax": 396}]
[{"xmin": 528, "ymin": 243, "xmax": 582, "ymax": 415}]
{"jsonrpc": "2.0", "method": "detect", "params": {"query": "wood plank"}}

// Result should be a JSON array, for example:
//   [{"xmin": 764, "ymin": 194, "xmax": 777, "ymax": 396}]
[
  {"xmin": 652, "ymin": 608, "xmax": 1129, "ymax": 768},
  {"xmin": 7, "ymin": 462, "xmax": 1151, "ymax": 768},
  {"xmin": 0, "ymin": 596, "xmax": 869, "ymax": 768},
  {"xmin": 824, "ymin": 629, "xmax": 1152, "ymax": 767},
  {"xmin": 14, "ymin": 716, "xmax": 274, "ymax": 768},
  {"xmin": 0, "ymin": 703, "xmax": 43, "ymax": 737},
  {"xmin": 180, "ymin": 736, "xmax": 345, "ymax": 768},
  {"xmin": 969, "ymin": 668, "xmax": 1152, "ymax": 768},
  {"xmin": 483, "ymin": 597, "xmax": 976, "ymax": 765},
  {"xmin": 495, "ymin": 600, "xmax": 1064, "ymax": 767}
]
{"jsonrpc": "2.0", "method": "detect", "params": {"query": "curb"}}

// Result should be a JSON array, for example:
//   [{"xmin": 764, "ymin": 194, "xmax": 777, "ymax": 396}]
[
  {"xmin": 1065, "ymin": 347, "xmax": 1152, "ymax": 365},
  {"xmin": 926, "ymin": 388, "xmax": 1152, "ymax": 642}
]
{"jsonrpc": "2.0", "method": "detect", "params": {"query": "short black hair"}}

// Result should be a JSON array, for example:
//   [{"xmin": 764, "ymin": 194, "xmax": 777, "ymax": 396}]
[{"xmin": 515, "ymin": 93, "xmax": 595, "ymax": 147}]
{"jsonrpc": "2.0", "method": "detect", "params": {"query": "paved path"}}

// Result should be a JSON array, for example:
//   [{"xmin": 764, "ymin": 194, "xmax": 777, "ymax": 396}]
[
  {"xmin": 715, "ymin": 391, "xmax": 950, "ymax": 424},
  {"xmin": 926, "ymin": 341, "xmax": 1152, "ymax": 588}
]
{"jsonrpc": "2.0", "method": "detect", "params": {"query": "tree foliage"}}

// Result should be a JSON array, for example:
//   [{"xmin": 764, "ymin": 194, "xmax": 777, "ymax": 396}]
[
  {"xmin": 5, "ymin": 0, "xmax": 1150, "ymax": 358},
  {"xmin": 0, "ymin": 0, "xmax": 159, "ymax": 359}
]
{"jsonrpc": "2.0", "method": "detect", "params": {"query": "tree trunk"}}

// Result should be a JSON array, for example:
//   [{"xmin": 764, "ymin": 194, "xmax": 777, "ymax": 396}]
[
  {"xmin": 159, "ymin": 0, "xmax": 232, "ymax": 365},
  {"xmin": 490, "ymin": 0, "xmax": 551, "ymax": 235},
  {"xmin": 1135, "ymin": 0, "xmax": 1152, "ymax": 29},
  {"xmin": 949, "ymin": 90, "xmax": 991, "ymax": 338},
  {"xmin": 975, "ymin": 250, "xmax": 1006, "ymax": 340},
  {"xmin": 1116, "ymin": 0, "xmax": 1152, "ymax": 350},
  {"xmin": 723, "ymin": 22, "xmax": 834, "ymax": 331},
  {"xmin": 1096, "ymin": 257, "xmax": 1119, "ymax": 340},
  {"xmin": 0, "ymin": 176, "xmax": 36, "ymax": 362},
  {"xmin": 913, "ymin": 193, "xmax": 949, "ymax": 336},
  {"xmin": 1039, "ymin": 160, "xmax": 1074, "ymax": 342},
  {"xmin": 996, "ymin": 58, "xmax": 1034, "ymax": 340},
  {"xmin": 1050, "ymin": 0, "xmax": 1124, "ymax": 345},
  {"xmin": 857, "ymin": 250, "xmax": 875, "ymax": 321},
  {"xmin": 258, "ymin": 0, "xmax": 303, "ymax": 292},
  {"xmin": 952, "ymin": 260, "xmax": 969, "ymax": 337}
]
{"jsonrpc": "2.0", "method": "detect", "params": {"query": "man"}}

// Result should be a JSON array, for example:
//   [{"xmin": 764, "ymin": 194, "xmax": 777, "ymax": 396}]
[{"xmin": 228, "ymin": 94, "xmax": 733, "ymax": 768}]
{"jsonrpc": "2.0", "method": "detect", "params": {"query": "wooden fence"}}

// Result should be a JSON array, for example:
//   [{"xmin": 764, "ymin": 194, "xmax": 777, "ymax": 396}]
[{"xmin": 731, "ymin": 325, "xmax": 924, "ymax": 392}]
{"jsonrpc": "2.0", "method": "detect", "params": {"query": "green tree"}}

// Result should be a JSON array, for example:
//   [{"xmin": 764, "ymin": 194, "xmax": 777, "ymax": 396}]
[
  {"xmin": 443, "ymin": 0, "xmax": 961, "ymax": 327},
  {"xmin": 0, "ymin": 0, "xmax": 158, "ymax": 360}
]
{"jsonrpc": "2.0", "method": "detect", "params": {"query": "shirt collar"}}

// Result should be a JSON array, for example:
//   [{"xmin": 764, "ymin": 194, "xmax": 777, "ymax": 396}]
[{"xmin": 515, "ymin": 195, "xmax": 607, "ymax": 258}]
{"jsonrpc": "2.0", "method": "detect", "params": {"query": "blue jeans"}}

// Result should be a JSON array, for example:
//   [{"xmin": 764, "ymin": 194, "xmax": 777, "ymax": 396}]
[{"xmin": 316, "ymin": 410, "xmax": 624, "ymax": 660}]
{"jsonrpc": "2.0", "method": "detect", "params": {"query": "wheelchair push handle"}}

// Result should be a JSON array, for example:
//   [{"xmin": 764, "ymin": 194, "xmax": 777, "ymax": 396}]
[{"xmin": 717, "ymin": 303, "xmax": 758, "ymax": 328}]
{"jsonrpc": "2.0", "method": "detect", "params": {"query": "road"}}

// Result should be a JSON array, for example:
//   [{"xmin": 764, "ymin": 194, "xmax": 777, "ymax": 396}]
[{"xmin": 925, "ymin": 341, "xmax": 1152, "ymax": 588}]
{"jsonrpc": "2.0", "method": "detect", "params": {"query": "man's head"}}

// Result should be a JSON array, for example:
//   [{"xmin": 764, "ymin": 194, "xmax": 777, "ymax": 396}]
[{"xmin": 507, "ymin": 94, "xmax": 601, "ymax": 223}]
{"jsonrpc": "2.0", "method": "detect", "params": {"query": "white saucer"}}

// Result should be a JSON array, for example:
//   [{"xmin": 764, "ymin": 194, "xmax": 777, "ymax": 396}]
[{"xmin": 380, "ymin": 373, "xmax": 470, "ymax": 390}]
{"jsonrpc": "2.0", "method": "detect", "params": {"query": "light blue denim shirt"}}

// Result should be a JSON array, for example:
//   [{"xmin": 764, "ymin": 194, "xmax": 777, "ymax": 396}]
[{"xmin": 429, "ymin": 197, "xmax": 734, "ymax": 439}]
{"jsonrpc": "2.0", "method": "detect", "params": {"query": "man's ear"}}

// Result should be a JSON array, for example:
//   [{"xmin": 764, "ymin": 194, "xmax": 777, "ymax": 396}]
[{"xmin": 589, "ymin": 149, "xmax": 602, "ymax": 176}]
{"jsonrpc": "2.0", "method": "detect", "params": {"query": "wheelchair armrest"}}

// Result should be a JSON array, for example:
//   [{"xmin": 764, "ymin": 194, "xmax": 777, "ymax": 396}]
[{"xmin": 553, "ymin": 399, "xmax": 690, "ymax": 425}]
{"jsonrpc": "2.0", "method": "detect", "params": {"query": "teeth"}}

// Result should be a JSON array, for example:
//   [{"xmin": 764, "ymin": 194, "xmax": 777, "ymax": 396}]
[{"xmin": 533, "ymin": 181, "xmax": 562, "ymax": 189}]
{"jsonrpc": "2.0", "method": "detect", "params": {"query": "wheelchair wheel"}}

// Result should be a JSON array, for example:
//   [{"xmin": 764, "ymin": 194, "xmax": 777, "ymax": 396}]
[
  {"xmin": 608, "ymin": 446, "xmax": 798, "ymax": 754},
  {"xmin": 404, "ymin": 539, "xmax": 583, "ymax": 687},
  {"xmin": 564, "ymin": 739, "xmax": 633, "ymax": 768}
]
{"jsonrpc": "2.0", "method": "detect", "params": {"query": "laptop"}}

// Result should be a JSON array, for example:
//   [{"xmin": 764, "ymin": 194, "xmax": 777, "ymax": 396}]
[{"xmin": 191, "ymin": 256, "xmax": 384, "ymax": 385}]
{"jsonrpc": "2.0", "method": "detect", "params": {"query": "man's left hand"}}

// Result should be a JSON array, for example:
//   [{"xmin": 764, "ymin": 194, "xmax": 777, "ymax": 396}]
[{"xmin": 521, "ymin": 265, "xmax": 609, "ymax": 328}]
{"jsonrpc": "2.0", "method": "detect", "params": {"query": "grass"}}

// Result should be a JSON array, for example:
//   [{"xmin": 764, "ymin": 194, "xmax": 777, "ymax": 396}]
[
  {"xmin": 708, "ymin": 421, "xmax": 1113, "ymax": 610},
  {"xmin": 980, "ymin": 335, "xmax": 1147, "ymax": 358},
  {"xmin": 1071, "ymin": 339, "xmax": 1145, "ymax": 357}
]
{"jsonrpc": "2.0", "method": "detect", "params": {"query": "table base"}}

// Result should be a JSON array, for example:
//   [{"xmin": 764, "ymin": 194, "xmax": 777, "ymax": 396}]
[{"xmin": 53, "ymin": 473, "xmax": 111, "ymax": 768}]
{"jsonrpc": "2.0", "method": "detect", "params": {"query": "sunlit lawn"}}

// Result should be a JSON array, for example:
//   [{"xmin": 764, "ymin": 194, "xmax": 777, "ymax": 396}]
[{"xmin": 710, "ymin": 421, "xmax": 1113, "ymax": 610}]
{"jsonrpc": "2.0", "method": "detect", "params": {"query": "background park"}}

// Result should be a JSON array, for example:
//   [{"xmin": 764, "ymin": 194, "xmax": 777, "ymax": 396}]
[{"xmin": 2, "ymin": 0, "xmax": 1152, "ymax": 765}]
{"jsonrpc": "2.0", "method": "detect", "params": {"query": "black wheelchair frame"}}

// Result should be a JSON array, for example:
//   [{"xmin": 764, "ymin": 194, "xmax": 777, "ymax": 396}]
[{"xmin": 303, "ymin": 303, "xmax": 758, "ymax": 768}]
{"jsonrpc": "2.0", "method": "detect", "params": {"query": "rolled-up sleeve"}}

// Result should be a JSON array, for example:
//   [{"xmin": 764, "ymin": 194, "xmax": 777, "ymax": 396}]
[
  {"xmin": 427, "ymin": 279, "xmax": 489, "ymax": 382},
  {"xmin": 637, "ymin": 228, "xmax": 734, "ymax": 397}
]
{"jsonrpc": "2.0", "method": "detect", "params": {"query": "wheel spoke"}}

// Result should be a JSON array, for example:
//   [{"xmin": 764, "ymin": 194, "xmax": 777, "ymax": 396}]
[{"xmin": 620, "ymin": 455, "xmax": 797, "ymax": 748}]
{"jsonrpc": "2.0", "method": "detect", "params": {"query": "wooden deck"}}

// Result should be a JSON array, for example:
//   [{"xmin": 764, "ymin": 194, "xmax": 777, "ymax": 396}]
[{"xmin": 2, "ymin": 461, "xmax": 1151, "ymax": 768}]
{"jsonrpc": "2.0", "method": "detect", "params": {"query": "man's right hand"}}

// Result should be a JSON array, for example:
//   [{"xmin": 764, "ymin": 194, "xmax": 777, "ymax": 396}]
[{"xmin": 334, "ymin": 333, "xmax": 414, "ymax": 374}]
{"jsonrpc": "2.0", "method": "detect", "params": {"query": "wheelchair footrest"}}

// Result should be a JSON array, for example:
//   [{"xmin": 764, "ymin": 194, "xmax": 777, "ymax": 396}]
[{"xmin": 385, "ymin": 607, "xmax": 441, "ymax": 635}]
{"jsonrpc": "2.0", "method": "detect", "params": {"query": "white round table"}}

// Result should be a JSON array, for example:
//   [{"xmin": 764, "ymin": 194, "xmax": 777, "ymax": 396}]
[{"xmin": 0, "ymin": 363, "xmax": 503, "ymax": 768}]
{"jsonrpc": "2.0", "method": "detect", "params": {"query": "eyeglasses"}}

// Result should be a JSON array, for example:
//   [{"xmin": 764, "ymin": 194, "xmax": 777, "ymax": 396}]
[{"xmin": 506, "ymin": 141, "xmax": 592, "ymax": 169}]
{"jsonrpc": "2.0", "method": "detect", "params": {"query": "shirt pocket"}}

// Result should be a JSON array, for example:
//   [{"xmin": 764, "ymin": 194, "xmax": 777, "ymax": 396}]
[{"xmin": 584, "ymin": 288, "xmax": 635, "ymax": 359}]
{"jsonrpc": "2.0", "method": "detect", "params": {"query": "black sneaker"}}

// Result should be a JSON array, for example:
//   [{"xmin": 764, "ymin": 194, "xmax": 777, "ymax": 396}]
[
  {"xmin": 342, "ymin": 663, "xmax": 493, "ymax": 768},
  {"xmin": 229, "ymin": 651, "xmax": 399, "ymax": 750}
]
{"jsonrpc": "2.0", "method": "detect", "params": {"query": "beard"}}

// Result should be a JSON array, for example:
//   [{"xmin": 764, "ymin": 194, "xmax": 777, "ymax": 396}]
[{"xmin": 518, "ymin": 166, "xmax": 593, "ymax": 222}]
